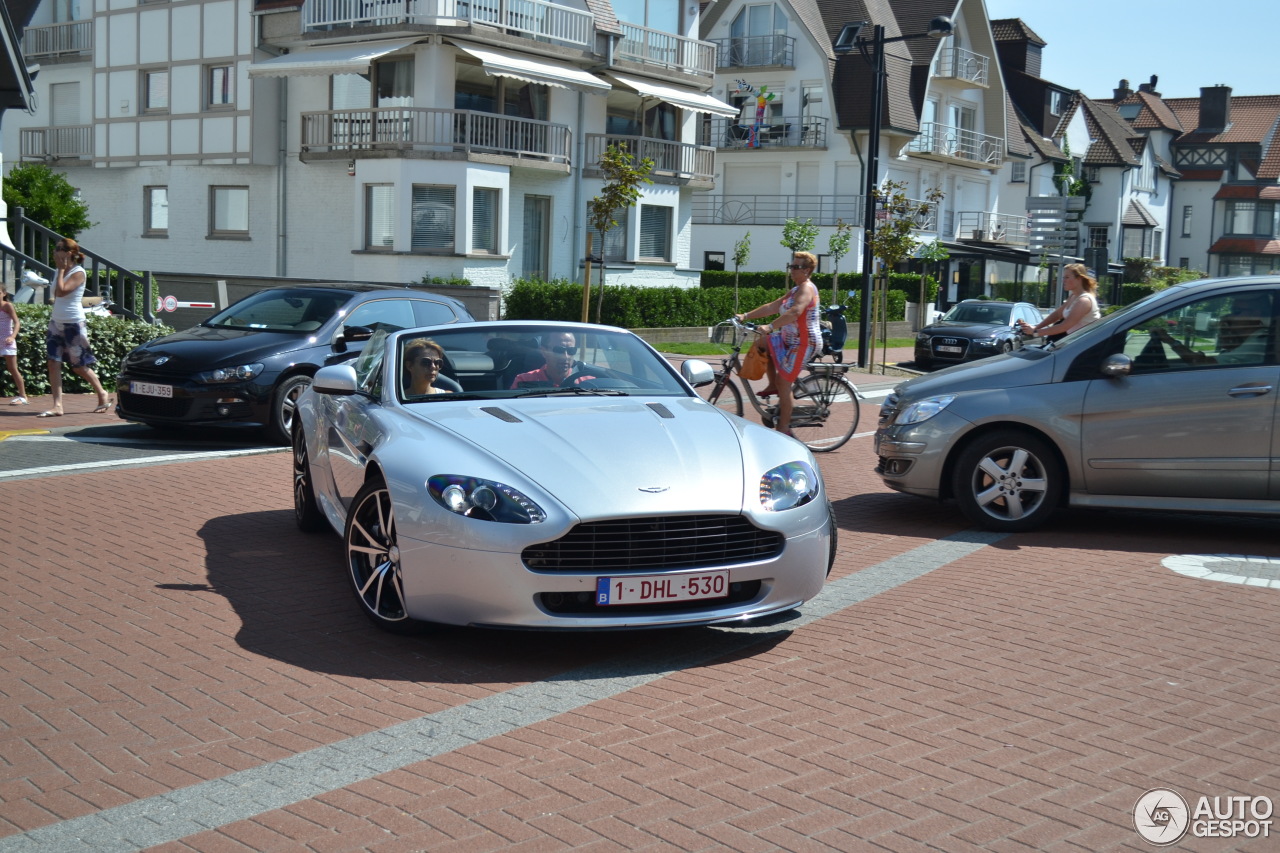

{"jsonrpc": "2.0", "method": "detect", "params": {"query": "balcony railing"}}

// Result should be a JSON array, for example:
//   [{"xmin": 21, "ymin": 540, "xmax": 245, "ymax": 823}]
[
  {"xmin": 584, "ymin": 134, "xmax": 713, "ymax": 182},
  {"xmin": 20, "ymin": 126, "xmax": 93, "ymax": 160},
  {"xmin": 932, "ymin": 46, "xmax": 988, "ymax": 86},
  {"xmin": 302, "ymin": 0, "xmax": 593, "ymax": 48},
  {"xmin": 709, "ymin": 34, "xmax": 794, "ymax": 68},
  {"xmin": 692, "ymin": 194, "xmax": 939, "ymax": 230},
  {"xmin": 908, "ymin": 122, "xmax": 1004, "ymax": 167},
  {"xmin": 617, "ymin": 23, "xmax": 715, "ymax": 78},
  {"xmin": 704, "ymin": 115, "xmax": 827, "ymax": 149},
  {"xmin": 300, "ymin": 108, "xmax": 571, "ymax": 164},
  {"xmin": 955, "ymin": 211, "xmax": 1029, "ymax": 247},
  {"xmin": 22, "ymin": 20, "xmax": 93, "ymax": 60}
]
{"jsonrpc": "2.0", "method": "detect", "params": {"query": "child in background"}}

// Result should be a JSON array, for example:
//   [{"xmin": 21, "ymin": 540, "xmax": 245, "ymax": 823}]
[{"xmin": 0, "ymin": 282, "xmax": 29, "ymax": 405}]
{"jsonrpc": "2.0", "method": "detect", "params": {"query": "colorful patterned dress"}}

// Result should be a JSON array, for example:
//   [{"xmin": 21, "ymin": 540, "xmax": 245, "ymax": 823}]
[{"xmin": 766, "ymin": 282, "xmax": 821, "ymax": 383}]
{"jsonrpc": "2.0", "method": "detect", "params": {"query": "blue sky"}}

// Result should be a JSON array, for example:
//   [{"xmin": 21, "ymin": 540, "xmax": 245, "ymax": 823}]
[{"xmin": 981, "ymin": 0, "xmax": 1277, "ymax": 99}]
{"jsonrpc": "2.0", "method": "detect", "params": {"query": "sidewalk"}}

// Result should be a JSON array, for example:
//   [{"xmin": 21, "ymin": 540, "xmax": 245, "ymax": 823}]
[{"xmin": 0, "ymin": 392, "xmax": 120, "ymax": 434}]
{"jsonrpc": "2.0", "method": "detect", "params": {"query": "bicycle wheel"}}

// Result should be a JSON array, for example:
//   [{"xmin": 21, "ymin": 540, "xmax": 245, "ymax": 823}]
[
  {"xmin": 698, "ymin": 371, "xmax": 745, "ymax": 417},
  {"xmin": 790, "ymin": 374, "xmax": 860, "ymax": 452}
]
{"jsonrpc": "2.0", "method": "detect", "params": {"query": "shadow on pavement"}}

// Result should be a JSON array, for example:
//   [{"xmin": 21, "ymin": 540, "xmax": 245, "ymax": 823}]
[{"xmin": 187, "ymin": 509, "xmax": 794, "ymax": 685}]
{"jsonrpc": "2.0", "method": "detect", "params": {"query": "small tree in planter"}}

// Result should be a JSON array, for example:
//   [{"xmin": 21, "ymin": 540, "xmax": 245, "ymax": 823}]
[
  {"xmin": 866, "ymin": 181, "xmax": 945, "ymax": 370},
  {"xmin": 583, "ymin": 142, "xmax": 653, "ymax": 323},
  {"xmin": 732, "ymin": 231, "xmax": 751, "ymax": 313},
  {"xmin": 914, "ymin": 239, "xmax": 949, "ymax": 328},
  {"xmin": 826, "ymin": 219, "xmax": 854, "ymax": 303}
]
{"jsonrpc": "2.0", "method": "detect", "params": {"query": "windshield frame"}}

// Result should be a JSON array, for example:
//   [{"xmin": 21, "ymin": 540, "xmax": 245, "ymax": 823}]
[{"xmin": 202, "ymin": 288, "xmax": 354, "ymax": 333}]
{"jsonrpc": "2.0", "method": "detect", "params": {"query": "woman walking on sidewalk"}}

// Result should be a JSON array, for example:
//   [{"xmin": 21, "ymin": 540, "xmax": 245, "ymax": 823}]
[{"xmin": 39, "ymin": 238, "xmax": 111, "ymax": 418}]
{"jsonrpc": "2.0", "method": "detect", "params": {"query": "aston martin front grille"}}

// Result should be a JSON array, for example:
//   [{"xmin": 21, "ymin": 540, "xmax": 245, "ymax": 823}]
[{"xmin": 523, "ymin": 514, "xmax": 784, "ymax": 573}]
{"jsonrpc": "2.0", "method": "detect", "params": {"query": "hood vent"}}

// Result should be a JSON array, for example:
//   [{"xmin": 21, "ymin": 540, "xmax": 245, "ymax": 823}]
[
  {"xmin": 481, "ymin": 406, "xmax": 522, "ymax": 423},
  {"xmin": 646, "ymin": 403, "xmax": 674, "ymax": 419}
]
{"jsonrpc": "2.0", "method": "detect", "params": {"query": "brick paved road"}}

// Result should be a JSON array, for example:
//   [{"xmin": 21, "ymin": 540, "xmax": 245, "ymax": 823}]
[{"xmin": 2, "ymin": 391, "xmax": 1279, "ymax": 851}]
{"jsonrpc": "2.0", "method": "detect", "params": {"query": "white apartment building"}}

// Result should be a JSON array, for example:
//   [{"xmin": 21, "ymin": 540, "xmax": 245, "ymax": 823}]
[{"xmin": 5, "ymin": 0, "xmax": 737, "ymax": 291}]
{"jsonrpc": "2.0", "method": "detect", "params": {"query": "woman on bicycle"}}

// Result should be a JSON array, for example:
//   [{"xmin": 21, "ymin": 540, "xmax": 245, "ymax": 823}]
[{"xmin": 735, "ymin": 251, "xmax": 821, "ymax": 437}]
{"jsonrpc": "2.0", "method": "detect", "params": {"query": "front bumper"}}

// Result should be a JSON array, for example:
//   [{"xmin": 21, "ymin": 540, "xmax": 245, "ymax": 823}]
[
  {"xmin": 116, "ymin": 374, "xmax": 273, "ymax": 428},
  {"xmin": 394, "ymin": 522, "xmax": 830, "ymax": 629},
  {"xmin": 873, "ymin": 409, "xmax": 975, "ymax": 500}
]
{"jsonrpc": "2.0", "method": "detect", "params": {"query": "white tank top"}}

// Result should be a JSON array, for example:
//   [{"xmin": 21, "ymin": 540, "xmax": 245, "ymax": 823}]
[{"xmin": 50, "ymin": 266, "xmax": 87, "ymax": 324}]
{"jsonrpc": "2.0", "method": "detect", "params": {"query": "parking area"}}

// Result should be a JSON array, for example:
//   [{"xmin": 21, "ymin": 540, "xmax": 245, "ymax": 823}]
[{"xmin": 2, "ymin": 396, "xmax": 1279, "ymax": 851}]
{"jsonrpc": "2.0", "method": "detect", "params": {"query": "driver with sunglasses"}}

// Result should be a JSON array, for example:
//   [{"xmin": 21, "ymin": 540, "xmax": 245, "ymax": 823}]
[{"xmin": 511, "ymin": 331, "xmax": 593, "ymax": 388}]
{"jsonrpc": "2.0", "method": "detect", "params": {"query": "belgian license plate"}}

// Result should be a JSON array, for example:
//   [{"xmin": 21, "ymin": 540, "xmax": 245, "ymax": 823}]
[
  {"xmin": 130, "ymin": 381, "xmax": 173, "ymax": 398},
  {"xmin": 596, "ymin": 571, "xmax": 730, "ymax": 606},
  {"xmin": 937, "ymin": 345, "xmax": 963, "ymax": 354}
]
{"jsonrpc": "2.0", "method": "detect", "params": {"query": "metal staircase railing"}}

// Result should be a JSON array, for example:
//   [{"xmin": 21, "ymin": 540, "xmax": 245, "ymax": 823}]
[{"xmin": 1, "ymin": 206, "xmax": 155, "ymax": 323}]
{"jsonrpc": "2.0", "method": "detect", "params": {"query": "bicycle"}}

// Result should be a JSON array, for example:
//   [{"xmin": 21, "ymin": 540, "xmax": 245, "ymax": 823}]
[{"xmin": 697, "ymin": 318, "xmax": 861, "ymax": 452}]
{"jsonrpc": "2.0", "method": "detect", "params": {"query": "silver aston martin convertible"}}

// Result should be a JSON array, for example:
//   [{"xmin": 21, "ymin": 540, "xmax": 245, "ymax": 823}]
[{"xmin": 292, "ymin": 321, "xmax": 834, "ymax": 632}]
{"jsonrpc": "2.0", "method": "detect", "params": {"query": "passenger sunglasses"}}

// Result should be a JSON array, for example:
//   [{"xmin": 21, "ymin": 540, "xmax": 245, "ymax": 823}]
[
  {"xmin": 788, "ymin": 264, "xmax": 813, "ymax": 270},
  {"xmin": 418, "ymin": 356, "xmax": 444, "ymax": 369},
  {"xmin": 546, "ymin": 345, "xmax": 577, "ymax": 356}
]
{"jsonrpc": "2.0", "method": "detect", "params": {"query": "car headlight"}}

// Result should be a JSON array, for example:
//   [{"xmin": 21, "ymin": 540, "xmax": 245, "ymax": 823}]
[
  {"xmin": 195, "ymin": 363, "xmax": 264, "ymax": 383},
  {"xmin": 895, "ymin": 394, "xmax": 956, "ymax": 426},
  {"xmin": 427, "ymin": 475, "xmax": 546, "ymax": 524},
  {"xmin": 915, "ymin": 332, "xmax": 930, "ymax": 342},
  {"xmin": 972, "ymin": 337, "xmax": 999, "ymax": 347},
  {"xmin": 759, "ymin": 461, "xmax": 819, "ymax": 512}
]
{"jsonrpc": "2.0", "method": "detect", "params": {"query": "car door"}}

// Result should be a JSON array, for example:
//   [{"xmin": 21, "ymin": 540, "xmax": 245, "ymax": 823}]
[
  {"xmin": 1079, "ymin": 288, "xmax": 1279, "ymax": 499},
  {"xmin": 326, "ymin": 332, "xmax": 390, "ymax": 511}
]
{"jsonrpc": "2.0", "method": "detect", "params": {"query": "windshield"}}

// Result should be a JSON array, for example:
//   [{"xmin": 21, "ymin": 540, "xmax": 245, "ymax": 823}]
[
  {"xmin": 395, "ymin": 325, "xmax": 690, "ymax": 402},
  {"xmin": 204, "ymin": 289, "xmax": 350, "ymax": 332},
  {"xmin": 943, "ymin": 303, "xmax": 1012, "ymax": 325}
]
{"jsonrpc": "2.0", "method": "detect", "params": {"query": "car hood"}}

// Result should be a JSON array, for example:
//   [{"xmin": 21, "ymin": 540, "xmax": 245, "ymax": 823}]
[
  {"xmin": 920, "ymin": 321, "xmax": 1009, "ymax": 337},
  {"xmin": 409, "ymin": 397, "xmax": 771, "ymax": 518},
  {"xmin": 128, "ymin": 325, "xmax": 322, "ymax": 368},
  {"xmin": 894, "ymin": 349, "xmax": 1058, "ymax": 399}
]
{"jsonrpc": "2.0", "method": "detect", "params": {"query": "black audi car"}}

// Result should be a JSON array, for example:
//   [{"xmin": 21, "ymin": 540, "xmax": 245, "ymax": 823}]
[
  {"xmin": 913, "ymin": 300, "xmax": 1043, "ymax": 369},
  {"xmin": 116, "ymin": 285, "xmax": 473, "ymax": 442}
]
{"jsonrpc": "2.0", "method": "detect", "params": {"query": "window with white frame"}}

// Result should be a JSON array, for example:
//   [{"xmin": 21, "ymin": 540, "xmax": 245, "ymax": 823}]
[
  {"xmin": 1049, "ymin": 90, "xmax": 1066, "ymax": 116},
  {"xmin": 1010, "ymin": 161, "xmax": 1026, "ymax": 182},
  {"xmin": 1182, "ymin": 205, "xmax": 1193, "ymax": 238},
  {"xmin": 365, "ymin": 185, "xmax": 394, "ymax": 250},
  {"xmin": 209, "ymin": 186, "xmax": 248, "ymax": 237},
  {"xmin": 1088, "ymin": 226, "xmax": 1109, "ymax": 250},
  {"xmin": 412, "ymin": 185, "xmax": 456, "ymax": 252},
  {"xmin": 206, "ymin": 65, "xmax": 233, "ymax": 110},
  {"xmin": 144, "ymin": 186, "xmax": 168, "ymax": 235},
  {"xmin": 638, "ymin": 205, "xmax": 672, "ymax": 261},
  {"xmin": 1224, "ymin": 200, "xmax": 1279, "ymax": 237},
  {"xmin": 472, "ymin": 187, "xmax": 500, "ymax": 254},
  {"xmin": 143, "ymin": 69, "xmax": 169, "ymax": 113},
  {"xmin": 588, "ymin": 205, "xmax": 628, "ymax": 263},
  {"xmin": 729, "ymin": 3, "xmax": 789, "ymax": 66},
  {"xmin": 1134, "ymin": 150, "xmax": 1155, "ymax": 192}
]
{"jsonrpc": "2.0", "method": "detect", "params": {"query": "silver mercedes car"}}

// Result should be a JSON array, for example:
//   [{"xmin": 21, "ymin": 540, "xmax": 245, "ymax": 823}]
[
  {"xmin": 293, "ymin": 321, "xmax": 833, "ymax": 632},
  {"xmin": 876, "ymin": 276, "xmax": 1280, "ymax": 532}
]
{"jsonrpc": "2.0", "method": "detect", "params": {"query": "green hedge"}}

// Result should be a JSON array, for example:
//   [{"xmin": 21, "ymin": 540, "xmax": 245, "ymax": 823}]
[
  {"xmin": 505, "ymin": 279, "xmax": 910, "ymax": 327},
  {"xmin": 7, "ymin": 305, "xmax": 174, "ymax": 396},
  {"xmin": 700, "ymin": 269, "xmax": 937, "ymax": 304}
]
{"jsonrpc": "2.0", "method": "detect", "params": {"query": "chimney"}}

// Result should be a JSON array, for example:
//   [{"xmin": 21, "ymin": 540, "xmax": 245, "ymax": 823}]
[
  {"xmin": 1199, "ymin": 85, "xmax": 1233, "ymax": 131},
  {"xmin": 1114, "ymin": 78, "xmax": 1133, "ymax": 100},
  {"xmin": 1137, "ymin": 75, "xmax": 1159, "ymax": 96}
]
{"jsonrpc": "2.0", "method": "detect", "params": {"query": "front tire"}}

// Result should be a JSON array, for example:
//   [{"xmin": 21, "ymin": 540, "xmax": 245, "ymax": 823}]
[
  {"xmin": 293, "ymin": 422, "xmax": 327, "ymax": 533},
  {"xmin": 270, "ymin": 375, "xmax": 312, "ymax": 445},
  {"xmin": 951, "ymin": 430, "xmax": 1062, "ymax": 532},
  {"xmin": 697, "ymin": 372, "xmax": 745, "ymax": 417},
  {"xmin": 344, "ymin": 478, "xmax": 427, "ymax": 634}
]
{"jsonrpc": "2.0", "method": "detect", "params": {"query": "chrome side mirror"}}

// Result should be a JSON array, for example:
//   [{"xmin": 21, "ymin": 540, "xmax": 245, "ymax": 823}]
[
  {"xmin": 313, "ymin": 364, "xmax": 359, "ymax": 396},
  {"xmin": 680, "ymin": 359, "xmax": 716, "ymax": 388},
  {"xmin": 1100, "ymin": 353, "xmax": 1132, "ymax": 378}
]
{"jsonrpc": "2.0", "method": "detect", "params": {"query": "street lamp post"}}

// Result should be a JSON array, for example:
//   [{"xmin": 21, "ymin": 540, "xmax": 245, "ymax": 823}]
[{"xmin": 835, "ymin": 17, "xmax": 953, "ymax": 368}]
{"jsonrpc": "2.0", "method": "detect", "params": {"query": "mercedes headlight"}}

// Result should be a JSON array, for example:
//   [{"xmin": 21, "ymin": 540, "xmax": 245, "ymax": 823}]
[
  {"xmin": 194, "ymin": 363, "xmax": 264, "ymax": 383},
  {"xmin": 759, "ymin": 461, "xmax": 819, "ymax": 512},
  {"xmin": 427, "ymin": 475, "xmax": 546, "ymax": 524},
  {"xmin": 895, "ymin": 394, "xmax": 956, "ymax": 426}
]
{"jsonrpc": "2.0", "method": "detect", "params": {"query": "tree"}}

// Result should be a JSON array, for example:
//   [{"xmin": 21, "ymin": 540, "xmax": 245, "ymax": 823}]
[
  {"xmin": 826, "ymin": 219, "xmax": 854, "ymax": 303},
  {"xmin": 915, "ymin": 239, "xmax": 949, "ymax": 327},
  {"xmin": 583, "ymin": 143, "xmax": 653, "ymax": 323},
  {"xmin": 732, "ymin": 231, "xmax": 751, "ymax": 313},
  {"xmin": 866, "ymin": 180, "xmax": 944, "ymax": 369},
  {"xmin": 779, "ymin": 218, "xmax": 818, "ymax": 287},
  {"xmin": 2, "ymin": 163, "xmax": 95, "ymax": 253}
]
